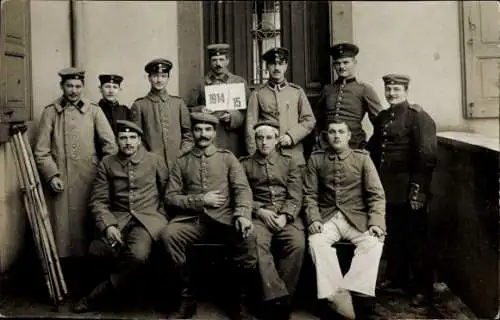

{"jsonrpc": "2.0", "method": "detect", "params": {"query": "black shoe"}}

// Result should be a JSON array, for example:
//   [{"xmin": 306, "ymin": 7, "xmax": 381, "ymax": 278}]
[
  {"xmin": 170, "ymin": 298, "xmax": 197, "ymax": 319},
  {"xmin": 227, "ymin": 303, "xmax": 253, "ymax": 320},
  {"xmin": 410, "ymin": 293, "xmax": 431, "ymax": 308},
  {"xmin": 71, "ymin": 280, "xmax": 113, "ymax": 313}
]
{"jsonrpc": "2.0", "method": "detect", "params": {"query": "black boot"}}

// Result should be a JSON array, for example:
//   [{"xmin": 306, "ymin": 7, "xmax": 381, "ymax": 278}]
[
  {"xmin": 72, "ymin": 280, "xmax": 114, "ymax": 313},
  {"xmin": 170, "ymin": 268, "xmax": 197, "ymax": 319},
  {"xmin": 351, "ymin": 293, "xmax": 377, "ymax": 320},
  {"xmin": 227, "ymin": 270, "xmax": 254, "ymax": 320}
]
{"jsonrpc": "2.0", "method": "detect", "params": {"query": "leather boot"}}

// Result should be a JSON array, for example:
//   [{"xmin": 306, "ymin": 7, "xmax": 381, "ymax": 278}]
[
  {"xmin": 170, "ymin": 268, "xmax": 197, "ymax": 319},
  {"xmin": 72, "ymin": 280, "xmax": 114, "ymax": 313},
  {"xmin": 227, "ymin": 269, "xmax": 254, "ymax": 320}
]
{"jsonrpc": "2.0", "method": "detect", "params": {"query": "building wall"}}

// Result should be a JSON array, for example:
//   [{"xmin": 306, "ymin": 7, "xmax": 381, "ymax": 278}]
[{"xmin": 350, "ymin": 1, "xmax": 498, "ymax": 138}]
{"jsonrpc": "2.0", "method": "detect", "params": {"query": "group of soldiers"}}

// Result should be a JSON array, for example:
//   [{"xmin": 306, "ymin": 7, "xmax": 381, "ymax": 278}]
[{"xmin": 31, "ymin": 41, "xmax": 437, "ymax": 320}]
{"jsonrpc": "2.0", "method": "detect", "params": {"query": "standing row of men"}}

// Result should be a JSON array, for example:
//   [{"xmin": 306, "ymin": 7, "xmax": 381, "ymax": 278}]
[{"xmin": 32, "ymin": 41, "xmax": 437, "ymax": 320}]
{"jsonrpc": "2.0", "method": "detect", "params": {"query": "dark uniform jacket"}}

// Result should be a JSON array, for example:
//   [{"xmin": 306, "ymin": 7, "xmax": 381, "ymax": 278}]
[
  {"xmin": 315, "ymin": 77, "xmax": 383, "ymax": 148},
  {"xmin": 130, "ymin": 89, "xmax": 194, "ymax": 170},
  {"xmin": 303, "ymin": 148, "xmax": 386, "ymax": 232},
  {"xmin": 98, "ymin": 98, "xmax": 133, "ymax": 136},
  {"xmin": 186, "ymin": 71, "xmax": 250, "ymax": 157},
  {"xmin": 166, "ymin": 145, "xmax": 253, "ymax": 225},
  {"xmin": 89, "ymin": 146, "xmax": 169, "ymax": 240},
  {"xmin": 367, "ymin": 101, "xmax": 437, "ymax": 204},
  {"xmin": 240, "ymin": 150, "xmax": 304, "ymax": 229},
  {"xmin": 246, "ymin": 81, "xmax": 316, "ymax": 165}
]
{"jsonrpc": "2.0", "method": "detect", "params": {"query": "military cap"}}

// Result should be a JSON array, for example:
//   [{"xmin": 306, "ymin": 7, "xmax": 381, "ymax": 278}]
[
  {"xmin": 207, "ymin": 43, "xmax": 230, "ymax": 58},
  {"xmin": 382, "ymin": 74, "xmax": 411, "ymax": 86},
  {"xmin": 262, "ymin": 47, "xmax": 289, "ymax": 64},
  {"xmin": 253, "ymin": 119, "xmax": 280, "ymax": 131},
  {"xmin": 329, "ymin": 42, "xmax": 359, "ymax": 60},
  {"xmin": 116, "ymin": 120, "xmax": 143, "ymax": 136},
  {"xmin": 144, "ymin": 58, "xmax": 173, "ymax": 74},
  {"xmin": 191, "ymin": 112, "xmax": 219, "ymax": 126},
  {"xmin": 99, "ymin": 74, "xmax": 124, "ymax": 86},
  {"xmin": 58, "ymin": 67, "xmax": 85, "ymax": 81}
]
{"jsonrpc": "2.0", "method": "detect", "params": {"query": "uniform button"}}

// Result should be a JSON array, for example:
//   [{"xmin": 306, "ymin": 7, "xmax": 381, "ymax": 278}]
[
  {"xmin": 338, "ymin": 97, "xmax": 343, "ymax": 101},
  {"xmin": 383, "ymin": 131, "xmax": 387, "ymax": 136},
  {"xmin": 381, "ymin": 143, "xmax": 386, "ymax": 148}
]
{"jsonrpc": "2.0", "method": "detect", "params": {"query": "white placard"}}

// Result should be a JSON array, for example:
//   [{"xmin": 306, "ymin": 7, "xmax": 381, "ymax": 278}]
[{"xmin": 204, "ymin": 83, "xmax": 247, "ymax": 112}]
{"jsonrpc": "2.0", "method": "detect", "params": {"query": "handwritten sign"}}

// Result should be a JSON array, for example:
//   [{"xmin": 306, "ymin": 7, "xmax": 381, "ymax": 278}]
[{"xmin": 204, "ymin": 83, "xmax": 246, "ymax": 112}]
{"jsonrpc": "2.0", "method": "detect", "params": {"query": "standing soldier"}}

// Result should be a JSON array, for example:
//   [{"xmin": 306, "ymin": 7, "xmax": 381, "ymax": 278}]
[
  {"xmin": 367, "ymin": 74, "xmax": 437, "ymax": 307},
  {"xmin": 186, "ymin": 43, "xmax": 250, "ymax": 157},
  {"xmin": 73, "ymin": 121, "xmax": 168, "ymax": 313},
  {"xmin": 240, "ymin": 120, "xmax": 305, "ymax": 320},
  {"xmin": 246, "ymin": 47, "xmax": 316, "ymax": 168},
  {"xmin": 34, "ymin": 67, "xmax": 117, "ymax": 294},
  {"xmin": 97, "ymin": 74, "xmax": 132, "ymax": 136},
  {"xmin": 130, "ymin": 58, "xmax": 193, "ymax": 170},
  {"xmin": 161, "ymin": 113, "xmax": 256, "ymax": 320},
  {"xmin": 315, "ymin": 43, "xmax": 383, "ymax": 150}
]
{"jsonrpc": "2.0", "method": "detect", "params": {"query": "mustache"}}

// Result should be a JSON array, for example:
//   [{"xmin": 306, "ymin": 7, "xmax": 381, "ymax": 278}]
[{"xmin": 196, "ymin": 137, "xmax": 211, "ymax": 141}]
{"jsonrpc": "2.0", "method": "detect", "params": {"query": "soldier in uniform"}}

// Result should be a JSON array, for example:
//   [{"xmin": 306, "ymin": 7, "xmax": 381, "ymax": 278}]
[
  {"xmin": 315, "ymin": 43, "xmax": 383, "ymax": 150},
  {"xmin": 97, "ymin": 74, "xmax": 132, "ymax": 135},
  {"xmin": 72, "ymin": 120, "xmax": 169, "ymax": 313},
  {"xmin": 130, "ymin": 58, "xmax": 193, "ymax": 170},
  {"xmin": 304, "ymin": 119, "xmax": 386, "ymax": 319},
  {"xmin": 186, "ymin": 43, "xmax": 250, "ymax": 157},
  {"xmin": 34, "ymin": 67, "xmax": 117, "ymax": 295},
  {"xmin": 245, "ymin": 47, "xmax": 316, "ymax": 168},
  {"xmin": 161, "ymin": 112, "xmax": 257, "ymax": 320},
  {"xmin": 367, "ymin": 74, "xmax": 437, "ymax": 307},
  {"xmin": 240, "ymin": 120, "xmax": 305, "ymax": 320}
]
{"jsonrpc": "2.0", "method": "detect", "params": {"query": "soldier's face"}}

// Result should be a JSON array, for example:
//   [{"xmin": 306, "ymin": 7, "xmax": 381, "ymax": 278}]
[
  {"xmin": 117, "ymin": 131, "xmax": 141, "ymax": 156},
  {"xmin": 326, "ymin": 122, "xmax": 351, "ymax": 151},
  {"xmin": 61, "ymin": 79, "xmax": 84, "ymax": 103},
  {"xmin": 385, "ymin": 84, "xmax": 408, "ymax": 105},
  {"xmin": 210, "ymin": 55, "xmax": 229, "ymax": 75},
  {"xmin": 255, "ymin": 127, "xmax": 278, "ymax": 156},
  {"xmin": 267, "ymin": 61, "xmax": 288, "ymax": 82},
  {"xmin": 333, "ymin": 57, "xmax": 356, "ymax": 78},
  {"xmin": 193, "ymin": 123, "xmax": 216, "ymax": 148},
  {"xmin": 100, "ymin": 83, "xmax": 121, "ymax": 102},
  {"xmin": 148, "ymin": 72, "xmax": 169, "ymax": 91}
]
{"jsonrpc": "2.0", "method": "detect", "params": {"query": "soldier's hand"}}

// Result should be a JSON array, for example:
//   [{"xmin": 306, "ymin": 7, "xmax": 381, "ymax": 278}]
[
  {"xmin": 201, "ymin": 106, "xmax": 214, "ymax": 114},
  {"xmin": 49, "ymin": 176, "xmax": 64, "ymax": 192},
  {"xmin": 278, "ymin": 134, "xmax": 293, "ymax": 147},
  {"xmin": 410, "ymin": 199, "xmax": 424, "ymax": 211},
  {"xmin": 257, "ymin": 208, "xmax": 281, "ymax": 231},
  {"xmin": 105, "ymin": 226, "xmax": 123, "ymax": 246},
  {"xmin": 276, "ymin": 214, "xmax": 287, "ymax": 230},
  {"xmin": 368, "ymin": 225, "xmax": 385, "ymax": 238},
  {"xmin": 203, "ymin": 191, "xmax": 226, "ymax": 208},
  {"xmin": 235, "ymin": 217, "xmax": 254, "ymax": 239},
  {"xmin": 308, "ymin": 221, "xmax": 323, "ymax": 234},
  {"xmin": 219, "ymin": 112, "xmax": 231, "ymax": 123}
]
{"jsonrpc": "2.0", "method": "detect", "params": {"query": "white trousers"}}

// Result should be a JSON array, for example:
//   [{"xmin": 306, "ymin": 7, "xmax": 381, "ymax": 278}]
[{"xmin": 308, "ymin": 212, "xmax": 383, "ymax": 298}]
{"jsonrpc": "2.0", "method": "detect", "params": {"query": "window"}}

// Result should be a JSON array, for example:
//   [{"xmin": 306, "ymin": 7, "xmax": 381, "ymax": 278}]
[
  {"xmin": 203, "ymin": 0, "xmax": 331, "ymax": 97},
  {"xmin": 460, "ymin": 1, "xmax": 500, "ymax": 118}
]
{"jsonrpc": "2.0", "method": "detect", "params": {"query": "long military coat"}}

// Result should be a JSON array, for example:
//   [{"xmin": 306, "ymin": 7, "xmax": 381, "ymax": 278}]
[{"xmin": 34, "ymin": 97, "xmax": 117, "ymax": 258}]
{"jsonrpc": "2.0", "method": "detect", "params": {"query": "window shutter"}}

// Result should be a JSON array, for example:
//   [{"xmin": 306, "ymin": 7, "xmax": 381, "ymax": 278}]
[{"xmin": 461, "ymin": 1, "xmax": 500, "ymax": 118}]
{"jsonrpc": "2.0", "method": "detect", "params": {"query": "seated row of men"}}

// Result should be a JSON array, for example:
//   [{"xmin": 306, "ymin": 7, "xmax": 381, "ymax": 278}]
[
  {"xmin": 32, "ymin": 41, "xmax": 437, "ymax": 320},
  {"xmin": 69, "ymin": 115, "xmax": 384, "ymax": 320}
]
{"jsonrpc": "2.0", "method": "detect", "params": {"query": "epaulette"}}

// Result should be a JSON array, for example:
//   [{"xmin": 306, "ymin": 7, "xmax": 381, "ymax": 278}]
[
  {"xmin": 255, "ymin": 84, "xmax": 267, "ymax": 91},
  {"xmin": 353, "ymin": 149, "xmax": 369, "ymax": 155},
  {"xmin": 217, "ymin": 148, "xmax": 232, "ymax": 154},
  {"xmin": 44, "ymin": 103, "xmax": 55, "ymax": 109},
  {"xmin": 409, "ymin": 104, "xmax": 423, "ymax": 112},
  {"xmin": 311, "ymin": 149, "xmax": 326, "ymax": 155},
  {"xmin": 169, "ymin": 95, "xmax": 182, "ymax": 100},
  {"xmin": 238, "ymin": 155, "xmax": 252, "ymax": 162},
  {"xmin": 178, "ymin": 149, "xmax": 192, "ymax": 158},
  {"xmin": 288, "ymin": 82, "xmax": 302, "ymax": 89},
  {"xmin": 134, "ymin": 96, "xmax": 147, "ymax": 102}
]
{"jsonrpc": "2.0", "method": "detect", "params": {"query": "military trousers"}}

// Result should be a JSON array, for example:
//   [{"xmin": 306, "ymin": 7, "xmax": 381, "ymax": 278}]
[
  {"xmin": 161, "ymin": 216, "xmax": 257, "ymax": 271},
  {"xmin": 383, "ymin": 203, "xmax": 433, "ymax": 295},
  {"xmin": 308, "ymin": 212, "xmax": 383, "ymax": 298},
  {"xmin": 108, "ymin": 219, "xmax": 154, "ymax": 289},
  {"xmin": 253, "ymin": 219, "xmax": 305, "ymax": 302}
]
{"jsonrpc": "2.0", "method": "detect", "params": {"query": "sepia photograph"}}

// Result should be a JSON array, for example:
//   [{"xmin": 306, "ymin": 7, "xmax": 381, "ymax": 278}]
[{"xmin": 0, "ymin": 0, "xmax": 498, "ymax": 319}]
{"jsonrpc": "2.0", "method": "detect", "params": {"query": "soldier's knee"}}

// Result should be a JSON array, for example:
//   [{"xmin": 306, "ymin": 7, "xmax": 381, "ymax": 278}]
[
  {"xmin": 287, "ymin": 233, "xmax": 306, "ymax": 256},
  {"xmin": 128, "ymin": 243, "xmax": 151, "ymax": 264}
]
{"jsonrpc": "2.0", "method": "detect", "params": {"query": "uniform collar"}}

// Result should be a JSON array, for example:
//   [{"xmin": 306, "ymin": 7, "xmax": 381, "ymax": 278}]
[
  {"xmin": 54, "ymin": 96, "xmax": 89, "ymax": 113},
  {"xmin": 389, "ymin": 100, "xmax": 409, "ymax": 114},
  {"xmin": 334, "ymin": 76, "xmax": 357, "ymax": 85},
  {"xmin": 254, "ymin": 149, "xmax": 278, "ymax": 165},
  {"xmin": 147, "ymin": 88, "xmax": 170, "ymax": 102},
  {"xmin": 99, "ymin": 98, "xmax": 119, "ymax": 107},
  {"xmin": 205, "ymin": 71, "xmax": 231, "ymax": 84},
  {"xmin": 117, "ymin": 145, "xmax": 145, "ymax": 166},
  {"xmin": 327, "ymin": 148, "xmax": 352, "ymax": 160},
  {"xmin": 191, "ymin": 144, "xmax": 218, "ymax": 157},
  {"xmin": 267, "ymin": 80, "xmax": 288, "ymax": 91}
]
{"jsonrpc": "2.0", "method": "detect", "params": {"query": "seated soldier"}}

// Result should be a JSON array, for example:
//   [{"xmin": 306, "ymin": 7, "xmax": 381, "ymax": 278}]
[
  {"xmin": 303, "ymin": 119, "xmax": 386, "ymax": 320},
  {"xmin": 161, "ymin": 112, "xmax": 257, "ymax": 320},
  {"xmin": 72, "ymin": 120, "xmax": 168, "ymax": 313},
  {"xmin": 240, "ymin": 120, "xmax": 305, "ymax": 320}
]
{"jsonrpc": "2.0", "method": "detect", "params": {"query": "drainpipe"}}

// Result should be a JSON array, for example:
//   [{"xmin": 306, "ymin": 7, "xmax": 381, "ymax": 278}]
[
  {"xmin": 69, "ymin": 0, "xmax": 76, "ymax": 66},
  {"xmin": 69, "ymin": 0, "xmax": 83, "ymax": 68}
]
